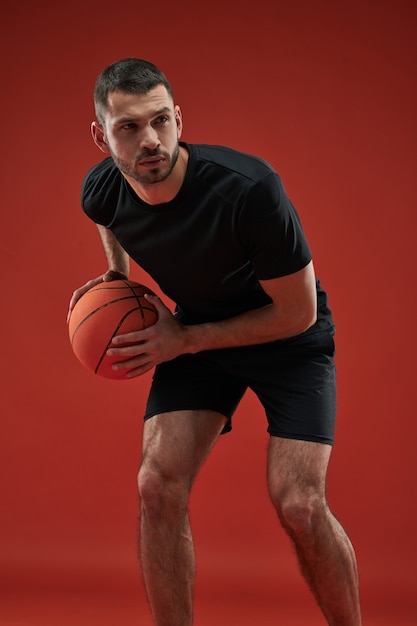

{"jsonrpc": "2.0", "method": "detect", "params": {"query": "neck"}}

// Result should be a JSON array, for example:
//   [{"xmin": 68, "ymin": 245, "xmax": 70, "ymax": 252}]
[{"xmin": 124, "ymin": 145, "xmax": 189, "ymax": 205}]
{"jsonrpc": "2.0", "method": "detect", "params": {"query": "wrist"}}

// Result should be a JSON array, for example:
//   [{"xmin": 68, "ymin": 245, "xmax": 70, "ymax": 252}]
[{"xmin": 181, "ymin": 322, "xmax": 217, "ymax": 354}]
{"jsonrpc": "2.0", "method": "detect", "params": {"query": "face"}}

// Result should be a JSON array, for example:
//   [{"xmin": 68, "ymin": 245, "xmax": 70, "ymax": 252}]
[{"xmin": 92, "ymin": 85, "xmax": 183, "ymax": 186}]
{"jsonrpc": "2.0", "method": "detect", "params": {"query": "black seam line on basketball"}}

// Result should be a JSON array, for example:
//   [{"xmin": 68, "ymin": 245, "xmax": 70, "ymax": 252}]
[
  {"xmin": 70, "ymin": 297, "xmax": 155, "ymax": 344},
  {"xmin": 125, "ymin": 281, "xmax": 149, "ymax": 326},
  {"xmin": 95, "ymin": 307, "xmax": 150, "ymax": 375}
]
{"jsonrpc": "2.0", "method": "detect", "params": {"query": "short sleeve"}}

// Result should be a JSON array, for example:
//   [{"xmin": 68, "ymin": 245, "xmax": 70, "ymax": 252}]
[
  {"xmin": 81, "ymin": 158, "xmax": 122, "ymax": 227},
  {"xmin": 238, "ymin": 172, "xmax": 312, "ymax": 279}
]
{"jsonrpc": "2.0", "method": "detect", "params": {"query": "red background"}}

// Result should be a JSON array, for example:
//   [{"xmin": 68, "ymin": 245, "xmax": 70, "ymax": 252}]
[{"xmin": 1, "ymin": 1, "xmax": 416, "ymax": 624}]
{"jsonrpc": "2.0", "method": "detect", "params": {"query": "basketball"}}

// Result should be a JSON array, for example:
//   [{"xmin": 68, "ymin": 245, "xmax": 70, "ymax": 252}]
[{"xmin": 68, "ymin": 280, "xmax": 158, "ymax": 379}]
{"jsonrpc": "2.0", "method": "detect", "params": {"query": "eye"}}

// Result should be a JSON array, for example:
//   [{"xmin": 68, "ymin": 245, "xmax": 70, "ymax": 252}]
[
  {"xmin": 121, "ymin": 123, "xmax": 136, "ymax": 131},
  {"xmin": 154, "ymin": 115, "xmax": 169, "ymax": 125}
]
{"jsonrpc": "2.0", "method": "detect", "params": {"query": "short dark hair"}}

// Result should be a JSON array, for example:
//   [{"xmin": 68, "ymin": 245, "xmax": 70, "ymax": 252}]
[{"xmin": 94, "ymin": 58, "xmax": 174, "ymax": 124}]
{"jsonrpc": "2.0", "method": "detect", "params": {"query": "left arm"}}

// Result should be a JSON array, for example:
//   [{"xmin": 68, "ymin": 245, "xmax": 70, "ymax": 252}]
[
  {"xmin": 108, "ymin": 261, "xmax": 317, "ymax": 378},
  {"xmin": 182, "ymin": 260, "xmax": 316, "ymax": 351}
]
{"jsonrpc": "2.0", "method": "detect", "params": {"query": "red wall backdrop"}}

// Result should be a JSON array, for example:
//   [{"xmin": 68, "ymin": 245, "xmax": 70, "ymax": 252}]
[{"xmin": 1, "ymin": 1, "xmax": 416, "ymax": 625}]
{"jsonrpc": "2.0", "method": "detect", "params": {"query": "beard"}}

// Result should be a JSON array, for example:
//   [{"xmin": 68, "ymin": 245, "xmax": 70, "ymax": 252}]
[{"xmin": 111, "ymin": 143, "xmax": 180, "ymax": 186}]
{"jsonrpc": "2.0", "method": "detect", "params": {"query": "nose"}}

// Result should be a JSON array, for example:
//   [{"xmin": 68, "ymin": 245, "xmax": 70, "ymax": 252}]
[{"xmin": 140, "ymin": 124, "xmax": 160, "ymax": 150}]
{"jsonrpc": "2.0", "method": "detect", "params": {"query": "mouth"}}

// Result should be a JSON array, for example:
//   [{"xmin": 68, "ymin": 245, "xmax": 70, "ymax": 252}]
[{"xmin": 138, "ymin": 155, "xmax": 166, "ymax": 168}]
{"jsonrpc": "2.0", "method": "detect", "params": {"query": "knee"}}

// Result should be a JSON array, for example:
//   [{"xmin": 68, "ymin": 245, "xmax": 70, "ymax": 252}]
[
  {"xmin": 137, "ymin": 464, "xmax": 161, "ymax": 509},
  {"xmin": 138, "ymin": 462, "xmax": 189, "ymax": 521},
  {"xmin": 271, "ymin": 488, "xmax": 327, "ymax": 538}
]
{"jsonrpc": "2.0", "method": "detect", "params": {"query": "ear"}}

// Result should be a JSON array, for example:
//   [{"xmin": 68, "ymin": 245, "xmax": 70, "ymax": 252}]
[
  {"xmin": 91, "ymin": 121, "xmax": 110, "ymax": 153},
  {"xmin": 174, "ymin": 105, "xmax": 183, "ymax": 139}
]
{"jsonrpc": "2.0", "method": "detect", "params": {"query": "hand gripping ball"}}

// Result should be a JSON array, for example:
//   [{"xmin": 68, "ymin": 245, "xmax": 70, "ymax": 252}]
[{"xmin": 68, "ymin": 280, "xmax": 158, "ymax": 379}]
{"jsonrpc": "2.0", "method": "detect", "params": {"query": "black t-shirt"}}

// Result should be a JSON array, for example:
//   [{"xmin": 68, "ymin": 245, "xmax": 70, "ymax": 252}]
[{"xmin": 81, "ymin": 143, "xmax": 333, "ymax": 328}]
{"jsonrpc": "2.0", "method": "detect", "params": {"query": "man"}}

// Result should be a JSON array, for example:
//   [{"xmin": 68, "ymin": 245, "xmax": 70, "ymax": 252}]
[{"xmin": 68, "ymin": 58, "xmax": 361, "ymax": 625}]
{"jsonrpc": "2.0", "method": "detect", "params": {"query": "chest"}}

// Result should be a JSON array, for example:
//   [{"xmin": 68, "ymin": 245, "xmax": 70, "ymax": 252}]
[{"xmin": 111, "ymin": 195, "xmax": 250, "ymax": 297}]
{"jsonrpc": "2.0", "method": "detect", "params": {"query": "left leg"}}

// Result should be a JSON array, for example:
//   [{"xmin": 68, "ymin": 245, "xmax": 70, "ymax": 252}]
[{"xmin": 267, "ymin": 437, "xmax": 361, "ymax": 626}]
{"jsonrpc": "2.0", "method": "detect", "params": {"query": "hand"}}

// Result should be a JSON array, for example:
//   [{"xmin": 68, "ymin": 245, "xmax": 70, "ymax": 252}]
[
  {"xmin": 106, "ymin": 294, "xmax": 190, "ymax": 378},
  {"xmin": 67, "ymin": 270, "xmax": 128, "ymax": 322}
]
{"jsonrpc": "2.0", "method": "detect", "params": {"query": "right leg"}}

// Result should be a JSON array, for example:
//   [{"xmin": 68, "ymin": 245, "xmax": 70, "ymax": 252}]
[{"xmin": 138, "ymin": 410, "xmax": 227, "ymax": 626}]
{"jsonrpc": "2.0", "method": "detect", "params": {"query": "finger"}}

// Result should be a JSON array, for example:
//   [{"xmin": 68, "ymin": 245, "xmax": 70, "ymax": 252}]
[
  {"xmin": 67, "ymin": 275, "xmax": 109, "ymax": 322},
  {"xmin": 67, "ymin": 287, "xmax": 92, "ymax": 322},
  {"xmin": 125, "ymin": 363, "xmax": 154, "ymax": 378},
  {"xmin": 67, "ymin": 287, "xmax": 88, "ymax": 322},
  {"xmin": 144, "ymin": 293, "xmax": 169, "ymax": 316},
  {"xmin": 143, "ymin": 293, "xmax": 159, "ymax": 310},
  {"xmin": 111, "ymin": 355, "xmax": 154, "ymax": 376},
  {"xmin": 110, "ymin": 332, "xmax": 148, "ymax": 347}
]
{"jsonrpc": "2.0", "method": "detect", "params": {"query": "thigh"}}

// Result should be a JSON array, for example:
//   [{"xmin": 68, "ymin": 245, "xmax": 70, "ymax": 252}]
[
  {"xmin": 267, "ymin": 436, "xmax": 332, "ymax": 500},
  {"xmin": 142, "ymin": 410, "xmax": 228, "ymax": 486}
]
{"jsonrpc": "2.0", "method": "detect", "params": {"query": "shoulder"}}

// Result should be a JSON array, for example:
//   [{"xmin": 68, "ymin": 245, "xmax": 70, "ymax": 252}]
[
  {"xmin": 82, "ymin": 156, "xmax": 121, "ymax": 197},
  {"xmin": 81, "ymin": 157, "xmax": 123, "ymax": 223},
  {"xmin": 186, "ymin": 143, "xmax": 276, "ymax": 184}
]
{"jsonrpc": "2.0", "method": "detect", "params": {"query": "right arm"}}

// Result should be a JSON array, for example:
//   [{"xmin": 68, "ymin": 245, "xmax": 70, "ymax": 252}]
[
  {"xmin": 96, "ymin": 225, "xmax": 130, "ymax": 278},
  {"xmin": 67, "ymin": 225, "xmax": 130, "ymax": 320}
]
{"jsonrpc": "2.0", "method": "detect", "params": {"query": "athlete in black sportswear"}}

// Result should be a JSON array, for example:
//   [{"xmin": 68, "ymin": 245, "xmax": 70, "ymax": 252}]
[{"xmin": 68, "ymin": 58, "xmax": 361, "ymax": 626}]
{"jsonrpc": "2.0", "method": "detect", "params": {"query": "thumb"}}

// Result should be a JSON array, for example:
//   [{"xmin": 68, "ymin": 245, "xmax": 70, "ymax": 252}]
[{"xmin": 144, "ymin": 293, "xmax": 169, "ymax": 317}]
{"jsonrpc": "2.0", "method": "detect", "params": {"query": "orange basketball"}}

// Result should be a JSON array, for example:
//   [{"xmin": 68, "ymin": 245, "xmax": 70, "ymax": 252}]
[{"xmin": 68, "ymin": 280, "xmax": 158, "ymax": 379}]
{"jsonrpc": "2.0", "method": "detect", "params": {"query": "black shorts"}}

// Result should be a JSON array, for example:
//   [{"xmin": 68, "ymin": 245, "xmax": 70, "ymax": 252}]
[{"xmin": 144, "ymin": 328, "xmax": 337, "ymax": 445}]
